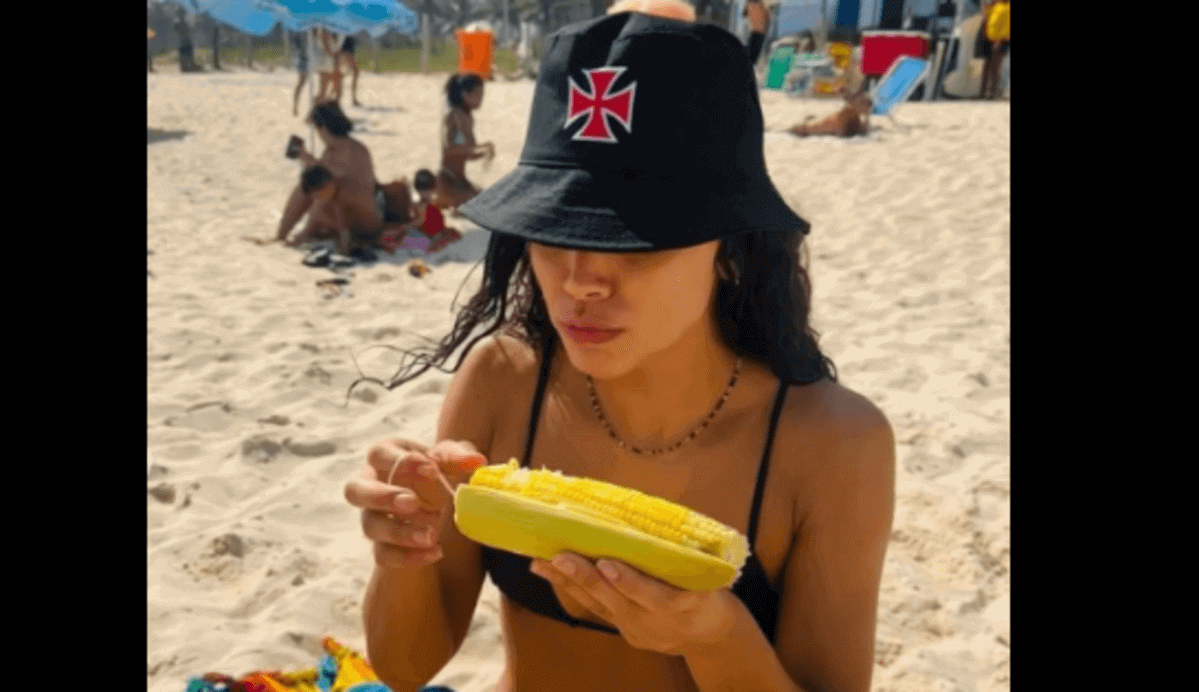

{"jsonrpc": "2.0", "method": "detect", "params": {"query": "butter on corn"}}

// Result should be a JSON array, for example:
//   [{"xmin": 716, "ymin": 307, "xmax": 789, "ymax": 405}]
[{"xmin": 467, "ymin": 459, "xmax": 748, "ymax": 567}]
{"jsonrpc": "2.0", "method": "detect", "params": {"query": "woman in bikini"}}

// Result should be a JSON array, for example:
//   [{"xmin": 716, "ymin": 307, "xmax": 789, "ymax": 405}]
[
  {"xmin": 434, "ymin": 73, "xmax": 494, "ymax": 215},
  {"xmin": 788, "ymin": 89, "xmax": 873, "ymax": 138},
  {"xmin": 343, "ymin": 10, "xmax": 894, "ymax": 692}
]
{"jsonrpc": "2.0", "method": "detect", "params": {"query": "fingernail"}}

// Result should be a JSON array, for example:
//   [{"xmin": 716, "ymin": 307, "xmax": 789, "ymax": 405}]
[
  {"xmin": 552, "ymin": 556, "xmax": 575, "ymax": 576},
  {"xmin": 597, "ymin": 561, "xmax": 619, "ymax": 581},
  {"xmin": 418, "ymin": 465, "xmax": 437, "ymax": 479},
  {"xmin": 394, "ymin": 495, "xmax": 411, "ymax": 510}
]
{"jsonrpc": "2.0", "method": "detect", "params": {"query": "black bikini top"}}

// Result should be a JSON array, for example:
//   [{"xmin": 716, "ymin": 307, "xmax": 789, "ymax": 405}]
[{"xmin": 479, "ymin": 345, "xmax": 789, "ymax": 643}]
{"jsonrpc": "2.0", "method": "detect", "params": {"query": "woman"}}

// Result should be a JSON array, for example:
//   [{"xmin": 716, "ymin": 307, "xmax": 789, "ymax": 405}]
[
  {"xmin": 312, "ymin": 28, "xmax": 341, "ymax": 103},
  {"xmin": 788, "ymin": 89, "xmax": 873, "ymax": 138},
  {"xmin": 343, "ymin": 10, "xmax": 895, "ymax": 692},
  {"xmin": 337, "ymin": 33, "xmax": 363, "ymax": 107},
  {"xmin": 433, "ymin": 73, "xmax": 494, "ymax": 215}
]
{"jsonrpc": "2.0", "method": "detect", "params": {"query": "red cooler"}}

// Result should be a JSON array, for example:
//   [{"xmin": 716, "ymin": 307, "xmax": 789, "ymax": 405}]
[{"xmin": 860, "ymin": 30, "xmax": 931, "ymax": 77}]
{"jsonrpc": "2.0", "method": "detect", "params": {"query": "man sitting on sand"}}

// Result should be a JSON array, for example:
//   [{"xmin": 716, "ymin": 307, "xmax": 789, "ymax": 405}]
[
  {"xmin": 271, "ymin": 101, "xmax": 407, "ymax": 253},
  {"xmin": 787, "ymin": 88, "xmax": 874, "ymax": 138}
]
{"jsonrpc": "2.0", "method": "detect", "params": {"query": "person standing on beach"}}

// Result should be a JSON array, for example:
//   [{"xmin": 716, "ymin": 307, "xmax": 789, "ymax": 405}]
[
  {"xmin": 311, "ymin": 28, "xmax": 341, "ymax": 104},
  {"xmin": 744, "ymin": 0, "xmax": 771, "ymax": 65},
  {"xmin": 337, "ymin": 34, "xmax": 363, "ymax": 107},
  {"xmin": 174, "ymin": 9, "xmax": 198, "ymax": 72},
  {"xmin": 291, "ymin": 31, "xmax": 309, "ymax": 116},
  {"xmin": 342, "ymin": 10, "xmax": 894, "ymax": 692},
  {"xmin": 978, "ymin": 0, "xmax": 1010, "ymax": 100},
  {"xmin": 433, "ymin": 74, "xmax": 494, "ymax": 215}
]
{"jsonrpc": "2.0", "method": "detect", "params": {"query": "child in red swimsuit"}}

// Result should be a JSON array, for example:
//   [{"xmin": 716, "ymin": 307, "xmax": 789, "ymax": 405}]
[{"xmin": 379, "ymin": 169, "xmax": 463, "ymax": 254}]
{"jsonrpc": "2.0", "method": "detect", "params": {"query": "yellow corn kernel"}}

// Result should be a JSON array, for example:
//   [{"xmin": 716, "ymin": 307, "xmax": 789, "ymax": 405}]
[{"xmin": 469, "ymin": 460, "xmax": 743, "ymax": 560}]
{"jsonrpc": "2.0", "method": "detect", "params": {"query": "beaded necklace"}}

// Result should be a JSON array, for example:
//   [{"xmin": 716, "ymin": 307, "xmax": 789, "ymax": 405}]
[{"xmin": 586, "ymin": 358, "xmax": 743, "ymax": 456}]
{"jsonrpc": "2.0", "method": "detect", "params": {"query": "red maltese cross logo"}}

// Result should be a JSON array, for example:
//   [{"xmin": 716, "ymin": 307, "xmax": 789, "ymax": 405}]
[{"xmin": 565, "ymin": 67, "xmax": 636, "ymax": 143}]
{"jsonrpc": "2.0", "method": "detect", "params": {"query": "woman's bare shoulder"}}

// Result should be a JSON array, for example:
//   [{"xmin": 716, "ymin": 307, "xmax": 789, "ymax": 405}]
[
  {"xmin": 782, "ymin": 378, "xmax": 891, "ymax": 439},
  {"xmin": 462, "ymin": 333, "xmax": 540, "ymax": 392},
  {"xmin": 774, "ymin": 379, "xmax": 894, "ymax": 495},
  {"xmin": 439, "ymin": 333, "xmax": 539, "ymax": 447}
]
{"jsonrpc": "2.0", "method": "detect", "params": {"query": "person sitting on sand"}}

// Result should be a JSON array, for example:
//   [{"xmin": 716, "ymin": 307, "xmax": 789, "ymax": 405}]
[
  {"xmin": 433, "ymin": 73, "xmax": 494, "ymax": 215},
  {"xmin": 380, "ymin": 169, "xmax": 463, "ymax": 254},
  {"xmin": 273, "ymin": 101, "xmax": 406, "ymax": 252},
  {"xmin": 282, "ymin": 165, "xmax": 350, "ymax": 250},
  {"xmin": 342, "ymin": 10, "xmax": 894, "ymax": 692},
  {"xmin": 787, "ymin": 88, "xmax": 874, "ymax": 138}
]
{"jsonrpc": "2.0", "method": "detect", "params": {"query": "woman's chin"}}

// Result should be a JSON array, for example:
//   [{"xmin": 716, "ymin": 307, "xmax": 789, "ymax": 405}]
[{"xmin": 559, "ymin": 340, "xmax": 630, "ymax": 381}]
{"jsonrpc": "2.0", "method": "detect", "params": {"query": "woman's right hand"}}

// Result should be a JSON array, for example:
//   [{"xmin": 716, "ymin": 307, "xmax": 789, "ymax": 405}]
[{"xmin": 345, "ymin": 438, "xmax": 488, "ymax": 570}]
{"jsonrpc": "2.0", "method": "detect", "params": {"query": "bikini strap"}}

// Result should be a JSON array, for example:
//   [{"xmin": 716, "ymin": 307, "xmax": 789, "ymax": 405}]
[
  {"xmin": 520, "ymin": 337, "xmax": 556, "ymax": 468},
  {"xmin": 747, "ymin": 381, "xmax": 790, "ymax": 549}
]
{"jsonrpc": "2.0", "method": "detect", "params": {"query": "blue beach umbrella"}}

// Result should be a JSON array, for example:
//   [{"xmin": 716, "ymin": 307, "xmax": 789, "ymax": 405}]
[{"xmin": 178, "ymin": 0, "xmax": 417, "ymax": 145}]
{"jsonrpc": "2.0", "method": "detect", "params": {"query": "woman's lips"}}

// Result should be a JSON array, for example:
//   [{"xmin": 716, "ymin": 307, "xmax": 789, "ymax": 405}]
[{"xmin": 562, "ymin": 324, "xmax": 624, "ymax": 345}]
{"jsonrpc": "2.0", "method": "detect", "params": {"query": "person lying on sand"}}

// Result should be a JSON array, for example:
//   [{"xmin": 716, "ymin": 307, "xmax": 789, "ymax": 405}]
[
  {"xmin": 379, "ymin": 169, "xmax": 463, "ymax": 254},
  {"xmin": 787, "ymin": 88, "xmax": 874, "ymax": 138},
  {"xmin": 269, "ymin": 101, "xmax": 408, "ymax": 251},
  {"xmin": 433, "ymin": 73, "xmax": 494, "ymax": 216}
]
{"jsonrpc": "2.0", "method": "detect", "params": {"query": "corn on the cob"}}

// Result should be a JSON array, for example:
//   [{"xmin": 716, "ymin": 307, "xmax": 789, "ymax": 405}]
[{"xmin": 454, "ymin": 459, "xmax": 749, "ymax": 590}]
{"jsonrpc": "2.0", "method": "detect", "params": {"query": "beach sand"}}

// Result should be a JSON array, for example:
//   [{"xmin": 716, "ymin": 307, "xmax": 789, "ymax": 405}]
[{"xmin": 148, "ymin": 68, "xmax": 1009, "ymax": 692}]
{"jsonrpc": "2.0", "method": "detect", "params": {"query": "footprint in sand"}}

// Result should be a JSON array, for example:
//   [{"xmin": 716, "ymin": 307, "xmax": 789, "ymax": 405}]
[
  {"xmin": 351, "ymin": 387, "xmax": 378, "ymax": 403},
  {"xmin": 164, "ymin": 400, "xmax": 236, "ymax": 433},
  {"xmin": 148, "ymin": 483, "xmax": 177, "ymax": 504},
  {"xmin": 283, "ymin": 437, "xmax": 337, "ymax": 457},
  {"xmin": 902, "ymin": 448, "xmax": 964, "ymax": 481},
  {"xmin": 242, "ymin": 435, "xmax": 284, "ymax": 463}
]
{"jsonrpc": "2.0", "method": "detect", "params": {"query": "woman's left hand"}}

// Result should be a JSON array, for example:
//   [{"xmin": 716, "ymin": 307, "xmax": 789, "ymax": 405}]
[{"xmin": 530, "ymin": 552, "xmax": 741, "ymax": 657}]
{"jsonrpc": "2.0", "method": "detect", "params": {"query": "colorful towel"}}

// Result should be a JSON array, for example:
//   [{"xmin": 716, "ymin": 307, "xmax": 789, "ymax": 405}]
[{"xmin": 183, "ymin": 636, "xmax": 450, "ymax": 692}]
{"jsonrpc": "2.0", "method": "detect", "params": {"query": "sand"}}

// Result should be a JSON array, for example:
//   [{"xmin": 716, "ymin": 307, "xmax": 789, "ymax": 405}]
[{"xmin": 148, "ymin": 66, "xmax": 1009, "ymax": 692}]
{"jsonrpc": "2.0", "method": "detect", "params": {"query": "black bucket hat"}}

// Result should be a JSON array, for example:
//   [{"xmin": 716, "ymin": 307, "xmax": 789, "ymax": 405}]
[{"xmin": 458, "ymin": 11, "xmax": 808, "ymax": 252}]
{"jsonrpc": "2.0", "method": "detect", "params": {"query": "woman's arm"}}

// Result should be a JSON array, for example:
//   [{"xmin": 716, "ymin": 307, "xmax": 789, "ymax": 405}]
[
  {"xmin": 771, "ymin": 393, "xmax": 895, "ymax": 692},
  {"xmin": 682, "ymin": 391, "xmax": 894, "ymax": 692},
  {"xmin": 683, "ymin": 595, "xmax": 806, "ymax": 691},
  {"xmin": 745, "ymin": 1, "xmax": 769, "ymax": 64},
  {"xmin": 363, "ymin": 339, "xmax": 503, "ymax": 689}
]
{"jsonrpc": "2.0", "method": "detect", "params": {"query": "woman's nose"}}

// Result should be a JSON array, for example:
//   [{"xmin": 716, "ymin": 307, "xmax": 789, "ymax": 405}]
[{"xmin": 561, "ymin": 252, "xmax": 612, "ymax": 300}]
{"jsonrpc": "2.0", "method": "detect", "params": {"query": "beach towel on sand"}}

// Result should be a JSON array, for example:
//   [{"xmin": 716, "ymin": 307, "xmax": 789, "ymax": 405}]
[{"xmin": 184, "ymin": 636, "xmax": 453, "ymax": 692}]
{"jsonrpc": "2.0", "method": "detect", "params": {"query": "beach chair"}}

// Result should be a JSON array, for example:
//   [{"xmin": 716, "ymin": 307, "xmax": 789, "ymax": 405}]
[
  {"xmin": 764, "ymin": 44, "xmax": 796, "ymax": 89},
  {"xmin": 869, "ymin": 55, "xmax": 931, "ymax": 133}
]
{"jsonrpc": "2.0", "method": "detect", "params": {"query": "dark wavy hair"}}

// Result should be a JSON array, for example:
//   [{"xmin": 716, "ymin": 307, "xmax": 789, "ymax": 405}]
[
  {"xmin": 346, "ymin": 229, "xmax": 836, "ymax": 399},
  {"xmin": 445, "ymin": 73, "xmax": 484, "ymax": 110},
  {"xmin": 311, "ymin": 102, "xmax": 353, "ymax": 136}
]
